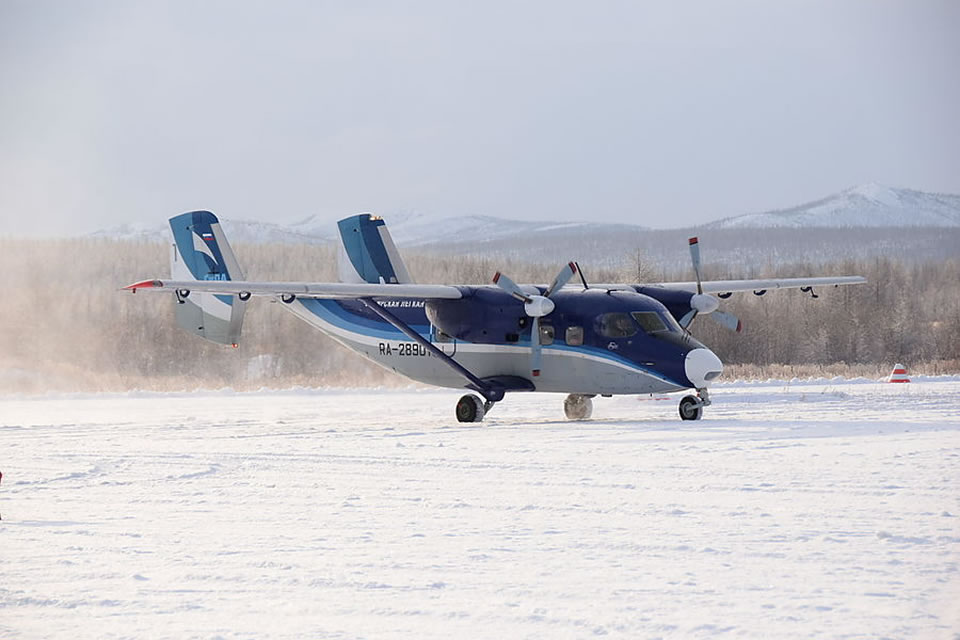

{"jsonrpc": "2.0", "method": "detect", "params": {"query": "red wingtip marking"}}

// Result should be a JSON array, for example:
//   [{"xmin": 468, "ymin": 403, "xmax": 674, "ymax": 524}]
[
  {"xmin": 689, "ymin": 237, "xmax": 698, "ymax": 245},
  {"xmin": 124, "ymin": 279, "xmax": 161, "ymax": 290},
  {"xmin": 532, "ymin": 370, "xmax": 540, "ymax": 377},
  {"xmin": 492, "ymin": 272, "xmax": 501, "ymax": 284},
  {"xmin": 569, "ymin": 262, "xmax": 577, "ymax": 273}
]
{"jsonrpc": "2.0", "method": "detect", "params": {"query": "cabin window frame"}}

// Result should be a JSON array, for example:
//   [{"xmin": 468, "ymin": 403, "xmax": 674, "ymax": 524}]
[
  {"xmin": 565, "ymin": 325, "xmax": 584, "ymax": 346},
  {"xmin": 539, "ymin": 323, "xmax": 555, "ymax": 345}
]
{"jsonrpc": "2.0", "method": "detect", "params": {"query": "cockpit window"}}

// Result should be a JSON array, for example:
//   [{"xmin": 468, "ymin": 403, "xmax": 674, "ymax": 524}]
[
  {"xmin": 596, "ymin": 312, "xmax": 637, "ymax": 338},
  {"xmin": 631, "ymin": 311, "xmax": 669, "ymax": 334},
  {"xmin": 661, "ymin": 311, "xmax": 685, "ymax": 333}
]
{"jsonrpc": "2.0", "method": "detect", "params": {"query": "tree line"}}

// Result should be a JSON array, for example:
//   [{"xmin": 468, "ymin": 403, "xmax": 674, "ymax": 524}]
[{"xmin": 0, "ymin": 236, "xmax": 956, "ymax": 393}]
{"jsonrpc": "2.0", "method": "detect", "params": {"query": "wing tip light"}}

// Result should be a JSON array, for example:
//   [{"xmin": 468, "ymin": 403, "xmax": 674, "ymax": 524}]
[{"xmin": 124, "ymin": 279, "xmax": 163, "ymax": 291}]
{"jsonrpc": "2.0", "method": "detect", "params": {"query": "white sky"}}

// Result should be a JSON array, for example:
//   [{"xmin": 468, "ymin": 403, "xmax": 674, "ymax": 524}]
[{"xmin": 1, "ymin": 0, "xmax": 958, "ymax": 236}]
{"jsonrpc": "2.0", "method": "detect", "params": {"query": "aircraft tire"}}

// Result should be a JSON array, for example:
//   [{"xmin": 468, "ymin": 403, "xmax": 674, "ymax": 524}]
[
  {"xmin": 563, "ymin": 394, "xmax": 593, "ymax": 420},
  {"xmin": 456, "ymin": 394, "xmax": 486, "ymax": 423},
  {"xmin": 679, "ymin": 395, "xmax": 703, "ymax": 421}
]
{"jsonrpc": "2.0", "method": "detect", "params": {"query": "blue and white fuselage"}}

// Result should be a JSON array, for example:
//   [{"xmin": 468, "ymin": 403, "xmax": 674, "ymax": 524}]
[
  {"xmin": 125, "ymin": 210, "xmax": 865, "ymax": 421},
  {"xmin": 284, "ymin": 287, "xmax": 713, "ymax": 396}
]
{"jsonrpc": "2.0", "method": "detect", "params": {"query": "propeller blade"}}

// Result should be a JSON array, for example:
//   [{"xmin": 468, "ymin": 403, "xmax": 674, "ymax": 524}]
[
  {"xmin": 544, "ymin": 262, "xmax": 577, "ymax": 297},
  {"xmin": 711, "ymin": 310, "xmax": 743, "ymax": 333},
  {"xmin": 688, "ymin": 237, "xmax": 703, "ymax": 295},
  {"xmin": 492, "ymin": 271, "xmax": 531, "ymax": 303},
  {"xmin": 530, "ymin": 315, "xmax": 542, "ymax": 377},
  {"xmin": 679, "ymin": 309, "xmax": 698, "ymax": 329}
]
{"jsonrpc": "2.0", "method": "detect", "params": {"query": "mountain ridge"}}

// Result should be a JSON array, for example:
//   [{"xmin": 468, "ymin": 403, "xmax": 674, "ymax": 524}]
[
  {"xmin": 705, "ymin": 183, "xmax": 960, "ymax": 229},
  {"xmin": 89, "ymin": 183, "xmax": 960, "ymax": 246}
]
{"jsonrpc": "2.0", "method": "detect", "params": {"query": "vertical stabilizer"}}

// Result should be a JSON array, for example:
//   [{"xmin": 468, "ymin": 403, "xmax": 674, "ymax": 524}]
[
  {"xmin": 169, "ymin": 211, "xmax": 246, "ymax": 345},
  {"xmin": 337, "ymin": 214, "xmax": 414, "ymax": 284}
]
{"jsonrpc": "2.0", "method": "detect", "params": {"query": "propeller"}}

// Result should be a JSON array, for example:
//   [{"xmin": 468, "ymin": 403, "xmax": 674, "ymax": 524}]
[
  {"xmin": 493, "ymin": 262, "xmax": 577, "ymax": 377},
  {"xmin": 679, "ymin": 237, "xmax": 742, "ymax": 333}
]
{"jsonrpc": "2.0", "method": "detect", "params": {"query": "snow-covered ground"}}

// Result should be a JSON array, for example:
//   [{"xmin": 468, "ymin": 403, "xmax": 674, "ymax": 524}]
[{"xmin": 2, "ymin": 380, "xmax": 958, "ymax": 639}]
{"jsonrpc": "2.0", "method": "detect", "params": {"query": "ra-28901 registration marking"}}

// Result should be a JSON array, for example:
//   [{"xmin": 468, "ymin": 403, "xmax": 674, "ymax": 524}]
[{"xmin": 378, "ymin": 342, "xmax": 430, "ymax": 357}]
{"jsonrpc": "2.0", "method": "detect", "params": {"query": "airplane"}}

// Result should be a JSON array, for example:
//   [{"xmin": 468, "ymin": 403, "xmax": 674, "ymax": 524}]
[{"xmin": 124, "ymin": 211, "xmax": 866, "ymax": 422}]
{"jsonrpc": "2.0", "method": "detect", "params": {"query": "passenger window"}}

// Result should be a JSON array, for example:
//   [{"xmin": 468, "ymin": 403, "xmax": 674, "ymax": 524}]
[
  {"xmin": 632, "ymin": 311, "xmax": 668, "ymax": 334},
  {"xmin": 565, "ymin": 326, "xmax": 584, "ymax": 346},
  {"xmin": 596, "ymin": 312, "xmax": 637, "ymax": 338},
  {"xmin": 539, "ymin": 324, "xmax": 555, "ymax": 345}
]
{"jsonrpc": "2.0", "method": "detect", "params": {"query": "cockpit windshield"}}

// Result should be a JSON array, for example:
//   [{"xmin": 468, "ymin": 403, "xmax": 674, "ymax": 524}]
[
  {"xmin": 631, "ymin": 311, "xmax": 681, "ymax": 335},
  {"xmin": 596, "ymin": 310, "xmax": 688, "ymax": 342},
  {"xmin": 632, "ymin": 311, "xmax": 667, "ymax": 334}
]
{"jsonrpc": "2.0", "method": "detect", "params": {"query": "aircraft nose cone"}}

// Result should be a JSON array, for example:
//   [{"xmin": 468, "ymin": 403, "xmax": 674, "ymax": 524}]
[{"xmin": 684, "ymin": 348, "xmax": 723, "ymax": 388}]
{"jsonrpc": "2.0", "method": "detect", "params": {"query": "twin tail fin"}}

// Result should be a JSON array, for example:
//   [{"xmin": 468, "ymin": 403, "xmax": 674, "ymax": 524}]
[{"xmin": 168, "ymin": 211, "xmax": 246, "ymax": 346}]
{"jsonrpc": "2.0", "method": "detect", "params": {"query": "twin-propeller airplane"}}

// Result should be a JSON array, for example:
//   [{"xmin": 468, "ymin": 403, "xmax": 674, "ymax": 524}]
[{"xmin": 125, "ymin": 211, "xmax": 865, "ymax": 422}]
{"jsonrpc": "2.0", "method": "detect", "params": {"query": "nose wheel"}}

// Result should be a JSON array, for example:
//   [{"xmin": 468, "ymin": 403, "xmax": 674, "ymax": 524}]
[
  {"xmin": 679, "ymin": 389, "xmax": 710, "ymax": 421},
  {"xmin": 680, "ymin": 387, "xmax": 710, "ymax": 420},
  {"xmin": 678, "ymin": 395, "xmax": 702, "ymax": 420}
]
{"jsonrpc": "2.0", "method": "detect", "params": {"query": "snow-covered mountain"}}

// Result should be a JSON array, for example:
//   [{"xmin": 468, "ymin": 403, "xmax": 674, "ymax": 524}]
[
  {"xmin": 89, "ymin": 185, "xmax": 960, "ymax": 260},
  {"xmin": 89, "ymin": 219, "xmax": 331, "ymax": 245},
  {"xmin": 706, "ymin": 183, "xmax": 960, "ymax": 229},
  {"xmin": 284, "ymin": 211, "xmax": 635, "ymax": 248},
  {"xmin": 92, "ymin": 211, "xmax": 645, "ymax": 248}
]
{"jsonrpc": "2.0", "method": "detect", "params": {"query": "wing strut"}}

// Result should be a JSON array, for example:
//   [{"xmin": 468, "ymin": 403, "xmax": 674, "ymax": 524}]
[{"xmin": 360, "ymin": 298, "xmax": 513, "ymax": 403}]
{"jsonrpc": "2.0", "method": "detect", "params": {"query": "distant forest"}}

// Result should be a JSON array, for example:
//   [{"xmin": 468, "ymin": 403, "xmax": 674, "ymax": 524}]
[{"xmin": 1, "ymin": 233, "xmax": 958, "ymax": 393}]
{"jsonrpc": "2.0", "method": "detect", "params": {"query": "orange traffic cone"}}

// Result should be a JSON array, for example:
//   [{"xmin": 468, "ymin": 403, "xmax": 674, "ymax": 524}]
[{"xmin": 888, "ymin": 364, "xmax": 910, "ymax": 383}]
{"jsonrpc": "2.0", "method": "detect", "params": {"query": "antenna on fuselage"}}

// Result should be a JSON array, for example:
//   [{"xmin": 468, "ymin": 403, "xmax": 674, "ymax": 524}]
[{"xmin": 574, "ymin": 261, "xmax": 589, "ymax": 290}]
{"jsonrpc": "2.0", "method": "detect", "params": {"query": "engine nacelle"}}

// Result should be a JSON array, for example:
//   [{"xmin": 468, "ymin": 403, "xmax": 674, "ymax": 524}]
[
  {"xmin": 426, "ymin": 289, "xmax": 528, "ymax": 343},
  {"xmin": 425, "ymin": 300, "xmax": 469, "ymax": 339}
]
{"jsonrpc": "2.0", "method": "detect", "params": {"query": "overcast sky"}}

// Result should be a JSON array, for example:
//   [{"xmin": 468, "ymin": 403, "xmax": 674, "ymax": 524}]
[{"xmin": 1, "ymin": 0, "xmax": 958, "ymax": 236}]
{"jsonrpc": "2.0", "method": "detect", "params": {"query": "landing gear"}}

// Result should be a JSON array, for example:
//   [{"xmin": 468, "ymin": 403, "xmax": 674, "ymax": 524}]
[
  {"xmin": 563, "ymin": 394, "xmax": 593, "ymax": 420},
  {"xmin": 456, "ymin": 394, "xmax": 486, "ymax": 423},
  {"xmin": 678, "ymin": 395, "xmax": 703, "ymax": 421},
  {"xmin": 678, "ymin": 388, "xmax": 710, "ymax": 421}
]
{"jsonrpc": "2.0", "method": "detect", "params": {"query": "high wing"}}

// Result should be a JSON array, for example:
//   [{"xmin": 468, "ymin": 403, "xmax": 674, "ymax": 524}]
[
  {"xmin": 123, "ymin": 279, "xmax": 462, "ymax": 299},
  {"xmin": 580, "ymin": 276, "xmax": 865, "ymax": 294},
  {"xmin": 575, "ymin": 234, "xmax": 865, "ymax": 335},
  {"xmin": 650, "ymin": 275, "xmax": 866, "ymax": 294}
]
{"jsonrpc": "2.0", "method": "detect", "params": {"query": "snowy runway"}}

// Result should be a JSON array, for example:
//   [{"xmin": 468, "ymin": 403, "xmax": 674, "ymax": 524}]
[{"xmin": 2, "ymin": 381, "xmax": 959, "ymax": 639}]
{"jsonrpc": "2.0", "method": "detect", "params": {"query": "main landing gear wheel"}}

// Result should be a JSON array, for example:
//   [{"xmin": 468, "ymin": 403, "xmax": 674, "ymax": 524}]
[
  {"xmin": 678, "ymin": 395, "xmax": 703, "ymax": 421},
  {"xmin": 456, "ymin": 394, "xmax": 486, "ymax": 423},
  {"xmin": 563, "ymin": 394, "xmax": 593, "ymax": 420}
]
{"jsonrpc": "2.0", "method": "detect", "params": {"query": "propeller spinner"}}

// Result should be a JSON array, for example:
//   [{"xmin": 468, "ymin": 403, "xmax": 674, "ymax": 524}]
[
  {"xmin": 679, "ymin": 237, "xmax": 742, "ymax": 333},
  {"xmin": 493, "ymin": 262, "xmax": 577, "ymax": 377}
]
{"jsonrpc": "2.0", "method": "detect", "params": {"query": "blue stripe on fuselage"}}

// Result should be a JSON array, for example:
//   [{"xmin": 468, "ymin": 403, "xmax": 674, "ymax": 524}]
[{"xmin": 298, "ymin": 298, "xmax": 429, "ymax": 340}]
